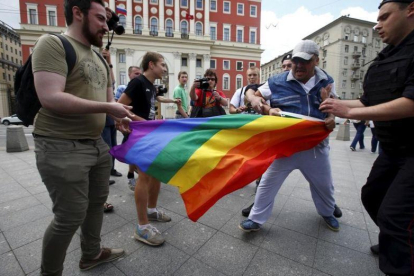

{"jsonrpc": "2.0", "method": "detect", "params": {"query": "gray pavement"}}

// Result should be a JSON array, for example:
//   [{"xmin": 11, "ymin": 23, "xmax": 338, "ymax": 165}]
[{"xmin": 0, "ymin": 127, "xmax": 384, "ymax": 276}]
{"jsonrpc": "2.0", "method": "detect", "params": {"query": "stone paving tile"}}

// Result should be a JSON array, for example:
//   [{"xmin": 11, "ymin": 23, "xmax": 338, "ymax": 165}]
[
  {"xmin": 172, "ymin": 257, "xmax": 226, "ymax": 276},
  {"xmin": 244, "ymin": 248, "xmax": 314, "ymax": 276},
  {"xmin": 274, "ymin": 209, "xmax": 321, "ymax": 238},
  {"xmin": 314, "ymin": 240, "xmax": 378, "ymax": 276},
  {"xmin": 0, "ymin": 252, "xmax": 25, "ymax": 276},
  {"xmin": 336, "ymin": 208, "xmax": 366, "ymax": 230},
  {"xmin": 115, "ymin": 242, "xmax": 189, "ymax": 276},
  {"xmin": 100, "ymin": 213, "xmax": 129, "ymax": 235},
  {"xmin": 0, "ymin": 188, "xmax": 32, "ymax": 205},
  {"xmin": 262, "ymin": 225, "xmax": 318, "ymax": 267},
  {"xmin": 61, "ymin": 248, "xmax": 115, "ymax": 276},
  {"xmin": 197, "ymin": 204, "xmax": 236, "ymax": 230},
  {"xmin": 334, "ymin": 195, "xmax": 363, "ymax": 212},
  {"xmin": 0, "ymin": 233, "xmax": 11, "ymax": 255},
  {"xmin": 291, "ymin": 187, "xmax": 313, "ymax": 202},
  {"xmin": 364, "ymin": 211, "xmax": 380, "ymax": 234},
  {"xmin": 194, "ymin": 231, "xmax": 258, "ymax": 276},
  {"xmin": 0, "ymin": 196, "xmax": 41, "ymax": 217},
  {"xmin": 0, "ymin": 204, "xmax": 51, "ymax": 231}
]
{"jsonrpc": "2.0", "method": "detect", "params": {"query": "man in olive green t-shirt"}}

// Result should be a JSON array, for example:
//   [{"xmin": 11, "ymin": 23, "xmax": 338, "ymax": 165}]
[
  {"xmin": 31, "ymin": 0, "xmax": 131, "ymax": 274},
  {"xmin": 173, "ymin": 71, "xmax": 189, "ymax": 118}
]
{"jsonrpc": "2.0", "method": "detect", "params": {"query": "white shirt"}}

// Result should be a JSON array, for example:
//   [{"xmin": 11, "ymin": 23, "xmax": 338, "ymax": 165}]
[{"xmin": 230, "ymin": 87, "xmax": 244, "ymax": 108}]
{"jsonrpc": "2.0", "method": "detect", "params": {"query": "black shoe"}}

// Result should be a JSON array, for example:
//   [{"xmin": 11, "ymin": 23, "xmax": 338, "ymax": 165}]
[
  {"xmin": 111, "ymin": 170, "xmax": 122, "ymax": 177},
  {"xmin": 333, "ymin": 204, "xmax": 342, "ymax": 218},
  {"xmin": 242, "ymin": 203, "xmax": 254, "ymax": 217},
  {"xmin": 370, "ymin": 244, "xmax": 379, "ymax": 255},
  {"xmin": 109, "ymin": 180, "xmax": 116, "ymax": 185}
]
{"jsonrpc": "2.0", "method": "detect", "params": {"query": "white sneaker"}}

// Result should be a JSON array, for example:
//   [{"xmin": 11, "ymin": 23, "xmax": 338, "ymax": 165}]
[{"xmin": 128, "ymin": 177, "xmax": 136, "ymax": 191}]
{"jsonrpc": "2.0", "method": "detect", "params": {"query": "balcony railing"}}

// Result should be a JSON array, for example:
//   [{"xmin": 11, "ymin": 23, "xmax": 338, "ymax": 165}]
[
  {"xmin": 133, "ymin": 24, "xmax": 142, "ymax": 34},
  {"xmin": 181, "ymin": 28, "xmax": 189, "ymax": 39},
  {"xmin": 351, "ymin": 63, "xmax": 361, "ymax": 69},
  {"xmin": 352, "ymin": 51, "xmax": 361, "ymax": 58},
  {"xmin": 165, "ymin": 27, "xmax": 174, "ymax": 37},
  {"xmin": 150, "ymin": 26, "xmax": 158, "ymax": 36}
]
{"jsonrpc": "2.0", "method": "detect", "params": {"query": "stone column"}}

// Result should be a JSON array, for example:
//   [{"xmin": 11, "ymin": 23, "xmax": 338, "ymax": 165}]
[
  {"xmin": 143, "ymin": 0, "xmax": 149, "ymax": 32},
  {"xmin": 173, "ymin": 52, "xmax": 182, "ymax": 89},
  {"xmin": 159, "ymin": 0, "xmax": 165, "ymax": 32},
  {"xmin": 188, "ymin": 53, "xmax": 197, "ymax": 89},
  {"xmin": 174, "ymin": 0, "xmax": 180, "ymax": 35},
  {"xmin": 203, "ymin": 54, "xmax": 210, "ymax": 71},
  {"xmin": 110, "ymin": 47, "xmax": 118, "ymax": 85},
  {"xmin": 126, "ymin": 0, "xmax": 133, "ymax": 34},
  {"xmin": 125, "ymin": 48, "xmax": 135, "ymax": 74},
  {"xmin": 204, "ymin": 0, "xmax": 210, "ymax": 38},
  {"xmin": 189, "ymin": 0, "xmax": 195, "ymax": 36},
  {"xmin": 109, "ymin": 0, "xmax": 115, "ymax": 10}
]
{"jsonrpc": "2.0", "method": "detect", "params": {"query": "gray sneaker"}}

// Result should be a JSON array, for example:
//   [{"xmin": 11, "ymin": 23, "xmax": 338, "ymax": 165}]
[
  {"xmin": 127, "ymin": 178, "xmax": 136, "ymax": 191},
  {"xmin": 148, "ymin": 210, "xmax": 171, "ymax": 222},
  {"xmin": 134, "ymin": 225, "xmax": 165, "ymax": 246}
]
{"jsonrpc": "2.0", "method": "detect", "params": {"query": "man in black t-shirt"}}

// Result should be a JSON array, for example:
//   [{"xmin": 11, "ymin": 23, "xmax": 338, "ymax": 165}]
[{"xmin": 118, "ymin": 52, "xmax": 179, "ymax": 247}]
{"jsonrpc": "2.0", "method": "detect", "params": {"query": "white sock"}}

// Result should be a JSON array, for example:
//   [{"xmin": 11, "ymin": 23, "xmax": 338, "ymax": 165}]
[
  {"xmin": 147, "ymin": 207, "xmax": 157, "ymax": 214},
  {"xmin": 138, "ymin": 224, "xmax": 151, "ymax": 230}
]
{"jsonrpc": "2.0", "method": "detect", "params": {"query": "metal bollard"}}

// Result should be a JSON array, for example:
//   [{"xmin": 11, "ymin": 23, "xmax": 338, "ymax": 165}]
[{"xmin": 6, "ymin": 125, "xmax": 29, "ymax": 152}]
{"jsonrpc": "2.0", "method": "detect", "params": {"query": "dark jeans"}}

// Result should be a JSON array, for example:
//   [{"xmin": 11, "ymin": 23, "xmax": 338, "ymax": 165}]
[
  {"xmin": 101, "ymin": 125, "xmax": 117, "ymax": 171},
  {"xmin": 350, "ymin": 122, "xmax": 366, "ymax": 149},
  {"xmin": 370, "ymin": 128, "xmax": 382, "ymax": 154},
  {"xmin": 361, "ymin": 152, "xmax": 414, "ymax": 275}
]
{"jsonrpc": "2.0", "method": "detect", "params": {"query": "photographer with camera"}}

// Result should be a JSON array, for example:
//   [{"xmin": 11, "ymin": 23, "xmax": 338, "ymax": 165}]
[{"xmin": 190, "ymin": 69, "xmax": 228, "ymax": 117}]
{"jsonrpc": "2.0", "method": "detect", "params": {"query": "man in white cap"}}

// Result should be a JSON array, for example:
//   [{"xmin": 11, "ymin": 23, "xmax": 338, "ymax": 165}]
[{"xmin": 240, "ymin": 40, "xmax": 341, "ymax": 232}]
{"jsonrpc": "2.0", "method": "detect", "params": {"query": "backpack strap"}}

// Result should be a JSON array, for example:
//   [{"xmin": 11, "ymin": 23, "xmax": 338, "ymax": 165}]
[
  {"xmin": 52, "ymin": 34, "xmax": 76, "ymax": 75},
  {"xmin": 92, "ymin": 49, "xmax": 110, "ymax": 77}
]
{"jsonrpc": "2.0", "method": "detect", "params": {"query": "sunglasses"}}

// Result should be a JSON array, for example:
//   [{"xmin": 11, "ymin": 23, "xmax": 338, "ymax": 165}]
[{"xmin": 206, "ymin": 77, "xmax": 216, "ymax": 81}]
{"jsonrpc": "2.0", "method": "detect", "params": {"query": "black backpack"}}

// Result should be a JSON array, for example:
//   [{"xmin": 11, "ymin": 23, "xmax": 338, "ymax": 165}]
[{"xmin": 14, "ymin": 34, "xmax": 76, "ymax": 127}]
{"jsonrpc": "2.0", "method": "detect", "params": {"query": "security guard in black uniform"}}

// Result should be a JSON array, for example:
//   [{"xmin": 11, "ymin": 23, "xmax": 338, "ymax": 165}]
[{"xmin": 320, "ymin": 0, "xmax": 414, "ymax": 275}]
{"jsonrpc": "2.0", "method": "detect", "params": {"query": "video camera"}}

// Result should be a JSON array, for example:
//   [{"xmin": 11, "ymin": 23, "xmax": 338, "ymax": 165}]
[
  {"xmin": 195, "ymin": 78, "xmax": 210, "ymax": 90},
  {"xmin": 105, "ymin": 9, "xmax": 125, "ymax": 50},
  {"xmin": 155, "ymin": 85, "xmax": 168, "ymax": 96}
]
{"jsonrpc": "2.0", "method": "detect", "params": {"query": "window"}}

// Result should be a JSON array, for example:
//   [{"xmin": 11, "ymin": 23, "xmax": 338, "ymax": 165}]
[
  {"xmin": 196, "ymin": 0, "xmax": 203, "ymax": 9},
  {"xmin": 354, "ymin": 46, "xmax": 358, "ymax": 52},
  {"xmin": 359, "ymin": 81, "xmax": 363, "ymax": 89},
  {"xmin": 11, "ymin": 57, "xmax": 13, "ymax": 63},
  {"xmin": 165, "ymin": 19, "xmax": 173, "ymax": 35},
  {"xmin": 343, "ymin": 69, "xmax": 348, "ymax": 77},
  {"xmin": 196, "ymin": 58, "xmax": 202, "ymax": 67},
  {"xmin": 322, "ymin": 61, "xmax": 326, "ymax": 69},
  {"xmin": 48, "ymin": 10, "xmax": 56, "ymax": 26},
  {"xmin": 345, "ymin": 35, "xmax": 349, "ymax": 40},
  {"xmin": 119, "ymin": 15, "xmax": 126, "ymax": 28},
  {"xmin": 210, "ymin": 0, "xmax": 217, "ymax": 11},
  {"xmin": 345, "ymin": 45, "xmax": 349, "ymax": 53},
  {"xmin": 8, "ymin": 74, "xmax": 11, "ymax": 81},
  {"xmin": 181, "ymin": 21, "xmax": 188, "ymax": 34},
  {"xmin": 223, "ymin": 74, "xmax": 230, "ymax": 90},
  {"xmin": 362, "ymin": 47, "xmax": 366, "ymax": 56},
  {"xmin": 2, "ymin": 73, "xmax": 5, "ymax": 80},
  {"xmin": 6, "ymin": 55, "xmax": 8, "ymax": 61},
  {"xmin": 150, "ymin": 0, "xmax": 158, "ymax": 4},
  {"xmin": 249, "ymin": 62, "xmax": 256, "ymax": 68},
  {"xmin": 344, "ymin": 57, "xmax": 348, "ymax": 65},
  {"xmin": 323, "ymin": 50, "xmax": 327, "ymax": 57},
  {"xmin": 5, "ymin": 45, "xmax": 8, "ymax": 51},
  {"xmin": 223, "ymin": 27, "xmax": 230, "ymax": 41},
  {"xmin": 210, "ymin": 26, "xmax": 217, "ymax": 40},
  {"xmin": 354, "ymin": 35, "xmax": 359, "ymax": 42},
  {"xmin": 119, "ymin": 53, "xmax": 126, "ymax": 63},
  {"xmin": 223, "ymin": 60, "xmax": 230, "ymax": 70},
  {"xmin": 362, "ymin": 36, "xmax": 367, "ymax": 44},
  {"xmin": 351, "ymin": 82, "xmax": 356, "ymax": 89},
  {"xmin": 210, "ymin": 59, "xmax": 216, "ymax": 69},
  {"xmin": 341, "ymin": 80, "xmax": 347, "ymax": 88},
  {"xmin": 236, "ymin": 61, "xmax": 243, "ymax": 71},
  {"xmin": 150, "ymin": 18, "xmax": 158, "ymax": 32},
  {"xmin": 165, "ymin": 0, "xmax": 173, "ymax": 6},
  {"xmin": 250, "ymin": 5, "xmax": 257, "ymax": 17},
  {"xmin": 181, "ymin": 0, "xmax": 188, "ymax": 8},
  {"xmin": 120, "ymin": 71, "xmax": 126, "ymax": 85},
  {"xmin": 237, "ymin": 28, "xmax": 243, "ymax": 42},
  {"xmin": 375, "ymin": 39, "xmax": 380, "ymax": 48},
  {"xmin": 236, "ymin": 75, "xmax": 243, "ymax": 89},
  {"xmin": 223, "ymin": 1, "xmax": 230, "ymax": 13},
  {"xmin": 196, "ymin": 22, "xmax": 203, "ymax": 36},
  {"xmin": 249, "ymin": 29, "xmax": 256, "ymax": 44},
  {"xmin": 29, "ymin": 8, "xmax": 37, "ymax": 24},
  {"xmin": 351, "ymin": 92, "xmax": 355, "ymax": 99},
  {"xmin": 181, "ymin": 57, "xmax": 188, "ymax": 66},
  {"xmin": 237, "ymin": 3, "xmax": 244, "ymax": 15},
  {"xmin": 135, "ymin": 16, "xmax": 143, "ymax": 32}
]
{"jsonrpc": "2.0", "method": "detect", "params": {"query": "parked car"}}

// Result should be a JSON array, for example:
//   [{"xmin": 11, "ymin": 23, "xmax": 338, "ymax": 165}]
[
  {"xmin": 1, "ymin": 114, "xmax": 23, "ymax": 125},
  {"xmin": 335, "ymin": 117, "xmax": 348, "ymax": 124}
]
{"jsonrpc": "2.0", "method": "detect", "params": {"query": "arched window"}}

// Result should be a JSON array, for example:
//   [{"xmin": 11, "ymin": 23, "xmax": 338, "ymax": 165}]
[
  {"xmin": 180, "ymin": 20, "xmax": 188, "ymax": 34},
  {"xmin": 236, "ymin": 74, "xmax": 243, "ymax": 89},
  {"xmin": 134, "ymin": 16, "xmax": 142, "ymax": 32},
  {"xmin": 119, "ymin": 15, "xmax": 126, "ymax": 28},
  {"xmin": 166, "ymin": 18, "xmax": 173, "ymax": 33},
  {"xmin": 196, "ymin": 22, "xmax": 203, "ymax": 36},
  {"xmin": 150, "ymin": 17, "xmax": 158, "ymax": 32},
  {"xmin": 223, "ymin": 73, "xmax": 230, "ymax": 90}
]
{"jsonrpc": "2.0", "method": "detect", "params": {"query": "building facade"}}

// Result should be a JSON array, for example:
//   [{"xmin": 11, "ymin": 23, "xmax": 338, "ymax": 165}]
[
  {"xmin": 0, "ymin": 20, "xmax": 23, "ymax": 118},
  {"xmin": 18, "ymin": 0, "xmax": 262, "ymax": 118},
  {"xmin": 260, "ymin": 16, "xmax": 385, "ymax": 100}
]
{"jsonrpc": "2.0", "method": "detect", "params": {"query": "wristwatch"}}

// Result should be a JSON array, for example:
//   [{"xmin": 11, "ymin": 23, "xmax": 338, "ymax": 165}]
[{"xmin": 108, "ymin": 64, "xmax": 113, "ymax": 68}]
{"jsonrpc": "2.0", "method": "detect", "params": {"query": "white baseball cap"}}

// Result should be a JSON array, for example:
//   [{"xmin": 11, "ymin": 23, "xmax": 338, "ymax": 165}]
[{"xmin": 292, "ymin": 40, "xmax": 320, "ymax": 61}]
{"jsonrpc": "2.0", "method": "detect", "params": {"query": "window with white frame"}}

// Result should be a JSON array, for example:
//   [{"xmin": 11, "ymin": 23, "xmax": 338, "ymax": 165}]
[
  {"xmin": 362, "ymin": 36, "xmax": 367, "ymax": 44},
  {"xmin": 344, "ymin": 57, "xmax": 348, "ymax": 65},
  {"xmin": 181, "ymin": 0, "xmax": 188, "ymax": 8},
  {"xmin": 196, "ymin": 22, "xmax": 203, "ymax": 36},
  {"xmin": 237, "ymin": 27, "xmax": 243, "ymax": 42},
  {"xmin": 249, "ymin": 62, "xmax": 256, "ymax": 68},
  {"xmin": 354, "ymin": 35, "xmax": 359, "ymax": 42},
  {"xmin": 150, "ymin": 0, "xmax": 158, "ymax": 4},
  {"xmin": 223, "ymin": 74, "xmax": 230, "ymax": 90},
  {"xmin": 249, "ymin": 28, "xmax": 257, "ymax": 44},
  {"xmin": 236, "ymin": 75, "xmax": 243, "ymax": 89},
  {"xmin": 46, "ymin": 5, "xmax": 57, "ymax": 26},
  {"xmin": 196, "ymin": 58, "xmax": 202, "ymax": 67},
  {"xmin": 345, "ymin": 45, "xmax": 349, "ymax": 53},
  {"xmin": 165, "ymin": 0, "xmax": 173, "ymax": 6},
  {"xmin": 210, "ymin": 59, "xmax": 216, "ymax": 69},
  {"xmin": 351, "ymin": 81, "xmax": 356, "ymax": 89},
  {"xmin": 223, "ymin": 1, "xmax": 230, "ymax": 13},
  {"xmin": 210, "ymin": 24, "xmax": 217, "ymax": 40},
  {"xmin": 223, "ymin": 25, "xmax": 230, "ymax": 41},
  {"xmin": 135, "ymin": 16, "xmax": 143, "ymax": 31},
  {"xmin": 165, "ymin": 18, "xmax": 173, "ymax": 33},
  {"xmin": 119, "ymin": 15, "xmax": 126, "ymax": 28},
  {"xmin": 223, "ymin": 60, "xmax": 230, "ymax": 70},
  {"xmin": 181, "ymin": 20, "xmax": 188, "ymax": 34},
  {"xmin": 250, "ymin": 5, "xmax": 257, "ymax": 17},
  {"xmin": 236, "ymin": 61, "xmax": 243, "ymax": 71},
  {"xmin": 119, "ymin": 53, "xmax": 126, "ymax": 63},
  {"xmin": 150, "ymin": 17, "xmax": 158, "ymax": 32},
  {"xmin": 120, "ymin": 71, "xmax": 126, "ymax": 85},
  {"xmin": 343, "ymin": 69, "xmax": 348, "ymax": 77},
  {"xmin": 182, "ymin": 57, "xmax": 188, "ymax": 66},
  {"xmin": 341, "ymin": 80, "xmax": 347, "ymax": 88},
  {"xmin": 237, "ymin": 3, "xmax": 244, "ymax": 15},
  {"xmin": 210, "ymin": 0, "xmax": 217, "ymax": 11},
  {"xmin": 196, "ymin": 0, "xmax": 203, "ymax": 9},
  {"xmin": 27, "ymin": 3, "xmax": 38, "ymax": 25}
]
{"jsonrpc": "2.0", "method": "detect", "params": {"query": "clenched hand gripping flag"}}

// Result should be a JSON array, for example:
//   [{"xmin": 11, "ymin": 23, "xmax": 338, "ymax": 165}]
[{"xmin": 110, "ymin": 114, "xmax": 330, "ymax": 221}]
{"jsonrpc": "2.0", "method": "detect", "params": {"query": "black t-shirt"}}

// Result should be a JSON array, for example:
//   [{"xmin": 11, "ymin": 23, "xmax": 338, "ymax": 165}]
[{"xmin": 124, "ymin": 75, "xmax": 156, "ymax": 120}]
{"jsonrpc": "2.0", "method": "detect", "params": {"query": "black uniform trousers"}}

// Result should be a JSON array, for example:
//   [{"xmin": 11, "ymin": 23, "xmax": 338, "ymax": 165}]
[{"xmin": 361, "ymin": 152, "xmax": 414, "ymax": 276}]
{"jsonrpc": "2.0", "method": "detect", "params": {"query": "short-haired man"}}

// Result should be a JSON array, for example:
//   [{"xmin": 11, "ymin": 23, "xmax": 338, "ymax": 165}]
[
  {"xmin": 241, "ymin": 40, "xmax": 340, "ymax": 232},
  {"xmin": 173, "ymin": 71, "xmax": 190, "ymax": 118},
  {"xmin": 118, "ymin": 52, "xmax": 180, "ymax": 246},
  {"xmin": 32, "ymin": 0, "xmax": 130, "ymax": 274},
  {"xmin": 320, "ymin": 1, "xmax": 414, "ymax": 274},
  {"xmin": 229, "ymin": 66, "xmax": 260, "ymax": 114},
  {"xmin": 281, "ymin": 54, "xmax": 293, "ymax": 72}
]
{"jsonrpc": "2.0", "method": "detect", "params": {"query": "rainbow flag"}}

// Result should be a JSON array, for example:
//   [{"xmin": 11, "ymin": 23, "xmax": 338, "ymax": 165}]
[{"xmin": 110, "ymin": 114, "xmax": 330, "ymax": 221}]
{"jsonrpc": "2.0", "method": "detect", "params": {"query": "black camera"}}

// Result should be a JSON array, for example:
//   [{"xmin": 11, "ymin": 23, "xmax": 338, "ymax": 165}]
[
  {"xmin": 107, "ymin": 11, "xmax": 125, "ymax": 35},
  {"xmin": 155, "ymin": 85, "xmax": 168, "ymax": 96},
  {"xmin": 195, "ymin": 78, "xmax": 210, "ymax": 90}
]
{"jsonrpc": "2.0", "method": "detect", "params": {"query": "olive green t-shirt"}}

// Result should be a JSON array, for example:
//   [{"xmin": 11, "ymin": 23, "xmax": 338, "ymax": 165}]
[{"xmin": 32, "ymin": 34, "xmax": 110, "ymax": 140}]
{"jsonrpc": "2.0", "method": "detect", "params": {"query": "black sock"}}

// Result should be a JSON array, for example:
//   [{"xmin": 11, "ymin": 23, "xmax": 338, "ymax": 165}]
[{"xmin": 127, "ymin": 172, "xmax": 134, "ymax": 179}]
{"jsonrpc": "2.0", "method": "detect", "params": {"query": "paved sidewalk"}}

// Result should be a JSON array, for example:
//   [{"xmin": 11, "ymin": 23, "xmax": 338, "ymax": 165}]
[{"xmin": 0, "ymin": 133, "xmax": 384, "ymax": 276}]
